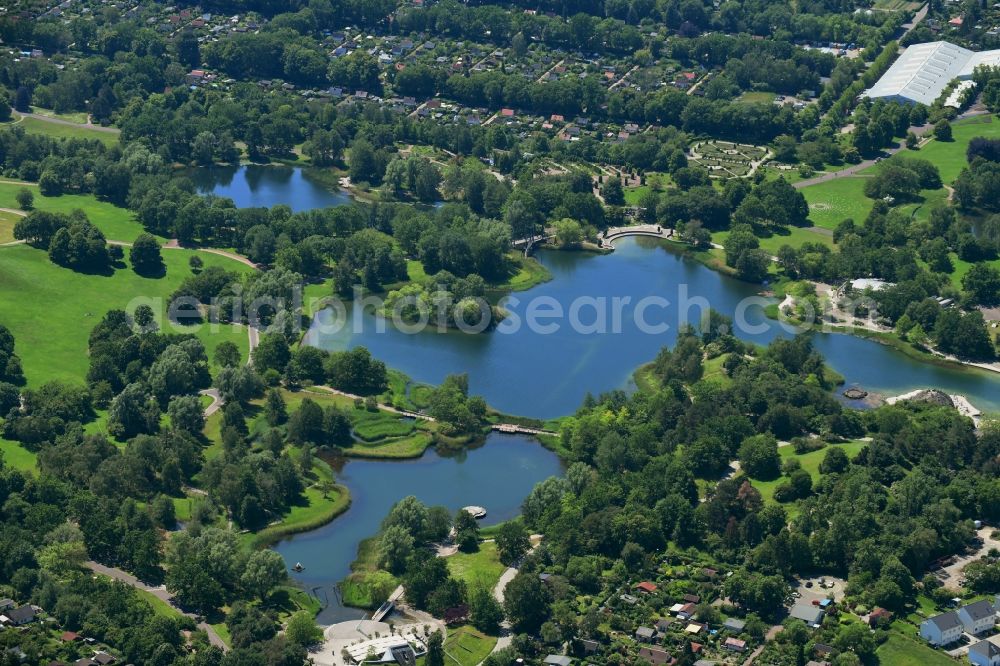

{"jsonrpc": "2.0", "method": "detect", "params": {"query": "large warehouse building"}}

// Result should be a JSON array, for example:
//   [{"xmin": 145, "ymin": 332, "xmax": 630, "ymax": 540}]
[{"xmin": 863, "ymin": 41, "xmax": 1000, "ymax": 105}]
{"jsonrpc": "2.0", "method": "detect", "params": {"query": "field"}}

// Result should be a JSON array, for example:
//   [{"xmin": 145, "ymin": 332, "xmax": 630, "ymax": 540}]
[
  {"xmin": 802, "ymin": 177, "xmax": 873, "ymax": 230},
  {"xmin": 714, "ymin": 224, "xmax": 834, "ymax": 255},
  {"xmin": 5, "ymin": 114, "xmax": 120, "ymax": 146},
  {"xmin": 0, "ymin": 437, "xmax": 38, "ymax": 473},
  {"xmin": 0, "ymin": 209, "xmax": 20, "ymax": 243},
  {"xmin": 445, "ymin": 541, "xmax": 506, "ymax": 591},
  {"xmin": 0, "ymin": 244, "xmax": 253, "ymax": 386},
  {"xmin": 0, "ymin": 182, "xmax": 154, "ymax": 243},
  {"xmin": 738, "ymin": 91, "xmax": 777, "ymax": 104},
  {"xmin": 415, "ymin": 626, "xmax": 498, "ymax": 666},
  {"xmin": 752, "ymin": 440, "xmax": 867, "ymax": 504},
  {"xmin": 914, "ymin": 115, "xmax": 999, "ymax": 184},
  {"xmin": 876, "ymin": 634, "xmax": 956, "ymax": 666}
]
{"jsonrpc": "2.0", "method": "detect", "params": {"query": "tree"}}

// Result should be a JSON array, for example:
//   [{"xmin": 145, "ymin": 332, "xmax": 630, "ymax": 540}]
[
  {"xmin": 554, "ymin": 218, "xmax": 584, "ymax": 247},
  {"xmin": 189, "ymin": 255, "xmax": 204, "ymax": 273},
  {"xmin": 962, "ymin": 264, "xmax": 1000, "ymax": 306},
  {"xmin": 15, "ymin": 188, "xmax": 33, "ymax": 211},
  {"xmin": 455, "ymin": 509, "xmax": 480, "ymax": 552},
  {"xmin": 214, "ymin": 341, "xmax": 241, "ymax": 368},
  {"xmin": 107, "ymin": 382, "xmax": 160, "ymax": 439},
  {"xmin": 819, "ymin": 446, "xmax": 850, "ymax": 474},
  {"xmin": 378, "ymin": 525, "xmax": 415, "ymax": 574},
  {"xmin": 496, "ymin": 521, "xmax": 530, "ymax": 566},
  {"xmin": 253, "ymin": 335, "xmax": 291, "ymax": 374},
  {"xmin": 168, "ymin": 395, "xmax": 205, "ymax": 434},
  {"xmin": 349, "ymin": 138, "xmax": 382, "ymax": 185},
  {"xmin": 934, "ymin": 119, "xmax": 953, "ymax": 142},
  {"xmin": 602, "ymin": 178, "xmax": 625, "ymax": 205},
  {"xmin": 241, "ymin": 549, "xmax": 286, "ymax": 601},
  {"xmin": 285, "ymin": 611, "xmax": 323, "ymax": 648},
  {"xmin": 503, "ymin": 570, "xmax": 552, "ymax": 633},
  {"xmin": 469, "ymin": 585, "xmax": 504, "ymax": 633},
  {"xmin": 265, "ymin": 389, "xmax": 287, "ymax": 426},
  {"xmin": 130, "ymin": 233, "xmax": 163, "ymax": 276},
  {"xmin": 426, "ymin": 630, "xmax": 445, "ymax": 666},
  {"xmin": 738, "ymin": 434, "xmax": 781, "ymax": 480}
]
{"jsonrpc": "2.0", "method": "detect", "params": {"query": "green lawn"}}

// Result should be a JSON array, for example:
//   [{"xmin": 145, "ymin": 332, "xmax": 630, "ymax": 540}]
[
  {"xmin": 415, "ymin": 626, "xmax": 498, "ymax": 666},
  {"xmin": 0, "ymin": 182, "xmax": 153, "ymax": 243},
  {"xmin": 0, "ymin": 437, "xmax": 38, "ymax": 473},
  {"xmin": 752, "ymin": 440, "xmax": 867, "ymax": 504},
  {"xmin": 913, "ymin": 116, "xmax": 1000, "ymax": 185},
  {"xmin": 6, "ymin": 115, "xmax": 120, "ymax": 146},
  {"xmin": 446, "ymin": 541, "xmax": 506, "ymax": 591},
  {"xmin": 248, "ymin": 460, "xmax": 350, "ymax": 547},
  {"xmin": 947, "ymin": 253, "xmax": 1000, "ymax": 290},
  {"xmin": 0, "ymin": 209, "xmax": 20, "ymax": 243},
  {"xmin": 0, "ymin": 244, "xmax": 253, "ymax": 387},
  {"xmin": 876, "ymin": 634, "xmax": 955, "ymax": 666},
  {"xmin": 137, "ymin": 589, "xmax": 186, "ymax": 620},
  {"xmin": 802, "ymin": 177, "xmax": 873, "ymax": 229},
  {"xmin": 738, "ymin": 91, "xmax": 777, "ymax": 104},
  {"xmin": 714, "ymin": 224, "xmax": 834, "ymax": 255}
]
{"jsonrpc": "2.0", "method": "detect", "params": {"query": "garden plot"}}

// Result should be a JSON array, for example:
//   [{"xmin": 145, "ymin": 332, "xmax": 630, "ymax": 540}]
[{"xmin": 689, "ymin": 140, "xmax": 771, "ymax": 178}]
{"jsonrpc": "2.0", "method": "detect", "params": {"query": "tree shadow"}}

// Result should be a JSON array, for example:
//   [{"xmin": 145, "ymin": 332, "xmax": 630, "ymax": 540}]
[{"xmin": 133, "ymin": 261, "xmax": 167, "ymax": 279}]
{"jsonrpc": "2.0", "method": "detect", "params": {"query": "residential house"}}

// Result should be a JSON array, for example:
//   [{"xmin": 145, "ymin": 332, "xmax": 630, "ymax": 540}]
[
  {"xmin": 969, "ymin": 639, "xmax": 1000, "ymax": 666},
  {"xmin": 723, "ymin": 618, "xmax": 746, "ymax": 632},
  {"xmin": 635, "ymin": 626, "xmax": 656, "ymax": 642},
  {"xmin": 0, "ymin": 599, "xmax": 13, "ymax": 612},
  {"xmin": 636, "ymin": 581, "xmax": 658, "ymax": 594},
  {"xmin": 724, "ymin": 637, "xmax": 747, "ymax": 653},
  {"xmin": 5, "ymin": 605, "xmax": 35, "ymax": 626},
  {"xmin": 579, "ymin": 639, "xmax": 599, "ymax": 655},
  {"xmin": 868, "ymin": 607, "xmax": 893, "ymax": 628},
  {"xmin": 920, "ymin": 611, "xmax": 964, "ymax": 646},
  {"xmin": 789, "ymin": 602, "xmax": 824, "ymax": 627},
  {"xmin": 655, "ymin": 618, "xmax": 673, "ymax": 634},
  {"xmin": 543, "ymin": 656, "xmax": 571, "ymax": 666},
  {"xmin": 638, "ymin": 646, "xmax": 673, "ymax": 665},
  {"xmin": 93, "ymin": 654, "xmax": 116, "ymax": 666},
  {"xmin": 683, "ymin": 594, "xmax": 701, "ymax": 604},
  {"xmin": 677, "ymin": 603, "xmax": 696, "ymax": 620},
  {"xmin": 959, "ymin": 600, "xmax": 997, "ymax": 635}
]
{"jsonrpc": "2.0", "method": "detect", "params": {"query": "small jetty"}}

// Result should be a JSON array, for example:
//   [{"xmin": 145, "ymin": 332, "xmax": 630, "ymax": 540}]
[
  {"xmin": 842, "ymin": 387, "xmax": 868, "ymax": 400},
  {"xmin": 462, "ymin": 506, "xmax": 487, "ymax": 519}
]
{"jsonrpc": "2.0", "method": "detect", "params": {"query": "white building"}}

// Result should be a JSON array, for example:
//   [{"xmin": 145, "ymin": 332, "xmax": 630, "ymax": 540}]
[
  {"xmin": 920, "ymin": 610, "xmax": 964, "ymax": 646},
  {"xmin": 969, "ymin": 640, "xmax": 1000, "ymax": 666},
  {"xmin": 959, "ymin": 600, "xmax": 997, "ymax": 636},
  {"xmin": 863, "ymin": 41, "xmax": 1000, "ymax": 105}
]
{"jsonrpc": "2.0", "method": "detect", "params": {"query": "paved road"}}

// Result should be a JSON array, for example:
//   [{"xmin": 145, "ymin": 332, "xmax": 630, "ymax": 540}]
[
  {"xmin": 200, "ymin": 388, "xmax": 223, "ymax": 417},
  {"xmin": 84, "ymin": 561, "xmax": 228, "ymax": 651}
]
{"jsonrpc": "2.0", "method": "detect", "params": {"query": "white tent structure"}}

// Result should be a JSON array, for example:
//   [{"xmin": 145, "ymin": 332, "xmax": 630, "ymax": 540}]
[{"xmin": 863, "ymin": 41, "xmax": 1000, "ymax": 105}]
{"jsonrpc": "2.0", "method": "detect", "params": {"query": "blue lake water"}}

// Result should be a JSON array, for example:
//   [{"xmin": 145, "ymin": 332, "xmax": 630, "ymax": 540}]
[
  {"xmin": 275, "ymin": 434, "xmax": 564, "ymax": 624},
  {"xmin": 189, "ymin": 165, "xmax": 350, "ymax": 211},
  {"xmin": 307, "ymin": 237, "xmax": 1000, "ymax": 418}
]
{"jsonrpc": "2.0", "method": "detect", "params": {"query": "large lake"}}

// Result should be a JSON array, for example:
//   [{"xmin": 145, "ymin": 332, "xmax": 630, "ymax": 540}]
[
  {"xmin": 275, "ymin": 433, "xmax": 564, "ymax": 624},
  {"xmin": 189, "ymin": 164, "xmax": 350, "ymax": 211},
  {"xmin": 307, "ymin": 236, "xmax": 1000, "ymax": 418}
]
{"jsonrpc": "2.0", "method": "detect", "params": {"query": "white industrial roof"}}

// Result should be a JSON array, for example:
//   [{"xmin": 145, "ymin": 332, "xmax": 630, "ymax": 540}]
[
  {"xmin": 865, "ymin": 41, "xmax": 1000, "ymax": 105},
  {"xmin": 960, "ymin": 49, "xmax": 1000, "ymax": 78},
  {"xmin": 864, "ymin": 41, "xmax": 973, "ymax": 105}
]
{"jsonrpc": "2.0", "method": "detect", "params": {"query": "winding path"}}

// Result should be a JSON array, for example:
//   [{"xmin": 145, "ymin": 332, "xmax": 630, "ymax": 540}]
[{"xmin": 84, "ymin": 561, "xmax": 228, "ymax": 651}]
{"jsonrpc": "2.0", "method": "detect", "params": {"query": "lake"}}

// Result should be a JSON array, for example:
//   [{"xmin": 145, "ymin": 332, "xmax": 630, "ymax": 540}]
[
  {"xmin": 306, "ymin": 236, "xmax": 1000, "ymax": 418},
  {"xmin": 189, "ymin": 165, "xmax": 351, "ymax": 211},
  {"xmin": 274, "ymin": 433, "xmax": 564, "ymax": 624}
]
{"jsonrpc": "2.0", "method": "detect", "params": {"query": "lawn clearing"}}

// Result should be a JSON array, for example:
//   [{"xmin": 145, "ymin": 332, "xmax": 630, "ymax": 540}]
[
  {"xmin": 430, "ymin": 626, "xmax": 498, "ymax": 666},
  {"xmin": 0, "ymin": 182, "xmax": 153, "ymax": 243},
  {"xmin": 446, "ymin": 541, "xmax": 506, "ymax": 591},
  {"xmin": 802, "ymin": 177, "xmax": 873, "ymax": 229},
  {"xmin": 0, "ymin": 244, "xmax": 253, "ymax": 387},
  {"xmin": 738, "ymin": 91, "xmax": 776, "ymax": 104},
  {"xmin": 876, "ymin": 633, "xmax": 955, "ymax": 666},
  {"xmin": 913, "ymin": 115, "xmax": 1000, "ymax": 185},
  {"xmin": 8, "ymin": 115, "xmax": 120, "ymax": 146},
  {"xmin": 714, "ymin": 225, "xmax": 834, "ymax": 255},
  {"xmin": 0, "ymin": 209, "xmax": 20, "ymax": 243},
  {"xmin": 0, "ymin": 437, "xmax": 38, "ymax": 473},
  {"xmin": 752, "ymin": 440, "xmax": 867, "ymax": 505}
]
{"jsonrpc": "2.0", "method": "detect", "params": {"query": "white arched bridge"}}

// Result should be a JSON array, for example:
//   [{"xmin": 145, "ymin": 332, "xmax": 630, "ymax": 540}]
[{"xmin": 599, "ymin": 224, "xmax": 673, "ymax": 248}]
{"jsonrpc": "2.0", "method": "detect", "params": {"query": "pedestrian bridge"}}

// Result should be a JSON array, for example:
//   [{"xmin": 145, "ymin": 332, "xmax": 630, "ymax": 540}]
[{"xmin": 600, "ymin": 224, "xmax": 672, "ymax": 248}]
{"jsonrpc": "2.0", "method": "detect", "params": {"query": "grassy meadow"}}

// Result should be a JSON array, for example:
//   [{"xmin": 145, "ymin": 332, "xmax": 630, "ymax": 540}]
[{"xmin": 0, "ymin": 243, "xmax": 253, "ymax": 387}]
